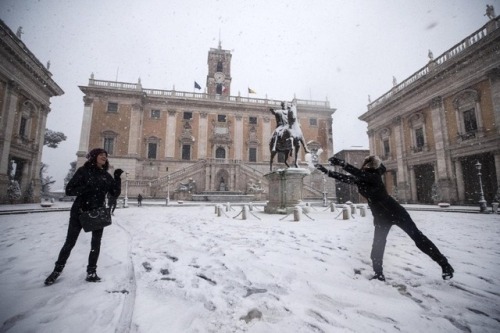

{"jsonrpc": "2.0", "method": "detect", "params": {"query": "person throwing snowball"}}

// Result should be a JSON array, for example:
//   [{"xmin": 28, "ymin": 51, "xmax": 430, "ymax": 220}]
[{"xmin": 316, "ymin": 155, "xmax": 454, "ymax": 281}]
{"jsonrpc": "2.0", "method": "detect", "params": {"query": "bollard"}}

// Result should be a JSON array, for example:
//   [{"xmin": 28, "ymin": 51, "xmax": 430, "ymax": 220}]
[
  {"xmin": 342, "ymin": 206, "xmax": 351, "ymax": 220},
  {"xmin": 330, "ymin": 202, "xmax": 336, "ymax": 212},
  {"xmin": 226, "ymin": 202, "xmax": 231, "ymax": 212},
  {"xmin": 357, "ymin": 205, "xmax": 366, "ymax": 217},
  {"xmin": 248, "ymin": 202, "xmax": 254, "ymax": 211},
  {"xmin": 215, "ymin": 204, "xmax": 218, "ymax": 214},
  {"xmin": 217, "ymin": 205, "xmax": 222, "ymax": 217},
  {"xmin": 293, "ymin": 206, "xmax": 302, "ymax": 222},
  {"xmin": 492, "ymin": 202, "xmax": 499, "ymax": 214},
  {"xmin": 242, "ymin": 205, "xmax": 249, "ymax": 220},
  {"xmin": 350, "ymin": 204, "xmax": 356, "ymax": 215}
]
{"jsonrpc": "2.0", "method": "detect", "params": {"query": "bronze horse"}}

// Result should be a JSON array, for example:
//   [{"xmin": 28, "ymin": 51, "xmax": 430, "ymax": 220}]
[{"xmin": 269, "ymin": 102, "xmax": 309, "ymax": 171}]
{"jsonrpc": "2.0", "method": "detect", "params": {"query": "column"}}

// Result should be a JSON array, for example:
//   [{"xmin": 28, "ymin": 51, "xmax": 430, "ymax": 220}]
[
  {"xmin": 430, "ymin": 97, "xmax": 448, "ymax": 179},
  {"xmin": 197, "ymin": 112, "xmax": 208, "ymax": 158},
  {"xmin": 495, "ymin": 153, "xmax": 500, "ymax": 191},
  {"xmin": 454, "ymin": 159, "xmax": 465, "ymax": 203},
  {"xmin": 487, "ymin": 69, "xmax": 500, "ymax": 134},
  {"xmin": 165, "ymin": 110, "xmax": 177, "ymax": 158},
  {"xmin": 393, "ymin": 117, "xmax": 408, "ymax": 201},
  {"xmin": 409, "ymin": 165, "xmax": 417, "ymax": 202},
  {"xmin": 0, "ymin": 81, "xmax": 19, "ymax": 176}
]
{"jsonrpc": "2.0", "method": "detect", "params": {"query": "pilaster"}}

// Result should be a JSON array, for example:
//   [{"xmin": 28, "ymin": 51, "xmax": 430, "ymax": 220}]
[
  {"xmin": 234, "ymin": 114, "xmax": 243, "ymax": 160},
  {"xmin": 165, "ymin": 110, "xmax": 177, "ymax": 158},
  {"xmin": 78, "ymin": 96, "xmax": 93, "ymax": 155}
]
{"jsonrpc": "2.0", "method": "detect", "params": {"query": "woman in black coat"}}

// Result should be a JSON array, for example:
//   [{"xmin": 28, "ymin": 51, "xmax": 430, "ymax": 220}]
[
  {"xmin": 44, "ymin": 148, "xmax": 123, "ymax": 285},
  {"xmin": 316, "ymin": 155, "xmax": 454, "ymax": 281}
]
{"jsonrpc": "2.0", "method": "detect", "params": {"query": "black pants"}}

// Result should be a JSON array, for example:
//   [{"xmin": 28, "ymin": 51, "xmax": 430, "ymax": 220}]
[
  {"xmin": 370, "ymin": 213, "xmax": 448, "ymax": 274},
  {"xmin": 55, "ymin": 215, "xmax": 104, "ymax": 272}
]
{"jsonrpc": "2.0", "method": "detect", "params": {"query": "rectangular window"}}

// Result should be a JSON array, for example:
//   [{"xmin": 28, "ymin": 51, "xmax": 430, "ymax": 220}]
[
  {"xmin": 151, "ymin": 109, "xmax": 161, "ymax": 119},
  {"xmin": 249, "ymin": 116, "xmax": 257, "ymax": 125},
  {"xmin": 104, "ymin": 137, "xmax": 114, "ymax": 155},
  {"xmin": 217, "ymin": 114, "xmax": 226, "ymax": 122},
  {"xmin": 309, "ymin": 118, "xmax": 318, "ymax": 126},
  {"xmin": 249, "ymin": 147, "xmax": 257, "ymax": 162},
  {"xmin": 463, "ymin": 109, "xmax": 478, "ymax": 133},
  {"xmin": 107, "ymin": 102, "xmax": 118, "ymax": 113},
  {"xmin": 148, "ymin": 143, "xmax": 157, "ymax": 159},
  {"xmin": 383, "ymin": 139, "xmax": 390, "ymax": 156},
  {"xmin": 183, "ymin": 112, "xmax": 193, "ymax": 120},
  {"xmin": 19, "ymin": 117, "xmax": 28, "ymax": 137},
  {"xmin": 415, "ymin": 128, "xmax": 425, "ymax": 148},
  {"xmin": 182, "ymin": 145, "xmax": 191, "ymax": 160}
]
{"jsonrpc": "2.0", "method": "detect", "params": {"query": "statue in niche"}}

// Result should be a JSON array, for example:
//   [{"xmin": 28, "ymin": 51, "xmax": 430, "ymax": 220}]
[
  {"xmin": 269, "ymin": 101, "xmax": 309, "ymax": 170},
  {"xmin": 219, "ymin": 177, "xmax": 227, "ymax": 191}
]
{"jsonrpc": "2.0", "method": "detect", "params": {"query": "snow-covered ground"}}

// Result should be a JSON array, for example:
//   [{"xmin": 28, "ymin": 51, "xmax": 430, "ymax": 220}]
[{"xmin": 0, "ymin": 203, "xmax": 499, "ymax": 333}]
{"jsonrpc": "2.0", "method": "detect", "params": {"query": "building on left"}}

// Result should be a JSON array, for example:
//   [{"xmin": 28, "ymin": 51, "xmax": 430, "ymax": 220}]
[{"xmin": 0, "ymin": 20, "xmax": 64, "ymax": 204}]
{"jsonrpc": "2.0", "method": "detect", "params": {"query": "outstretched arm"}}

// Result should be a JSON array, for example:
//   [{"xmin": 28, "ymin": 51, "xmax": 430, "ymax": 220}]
[{"xmin": 316, "ymin": 164, "xmax": 357, "ymax": 184}]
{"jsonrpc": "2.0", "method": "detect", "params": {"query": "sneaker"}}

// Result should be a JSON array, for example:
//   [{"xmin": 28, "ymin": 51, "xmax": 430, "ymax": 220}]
[
  {"xmin": 44, "ymin": 271, "xmax": 61, "ymax": 286},
  {"xmin": 370, "ymin": 273, "xmax": 386, "ymax": 281},
  {"xmin": 442, "ymin": 263, "xmax": 454, "ymax": 280},
  {"xmin": 86, "ymin": 272, "xmax": 101, "ymax": 282}
]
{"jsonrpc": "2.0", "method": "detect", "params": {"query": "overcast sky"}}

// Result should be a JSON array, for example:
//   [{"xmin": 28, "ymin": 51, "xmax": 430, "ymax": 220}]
[{"xmin": 1, "ymin": 0, "xmax": 498, "ymax": 189}]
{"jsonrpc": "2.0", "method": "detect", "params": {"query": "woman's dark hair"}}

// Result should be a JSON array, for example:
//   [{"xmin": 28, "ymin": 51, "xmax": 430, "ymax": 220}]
[{"xmin": 84, "ymin": 148, "xmax": 109, "ymax": 170}]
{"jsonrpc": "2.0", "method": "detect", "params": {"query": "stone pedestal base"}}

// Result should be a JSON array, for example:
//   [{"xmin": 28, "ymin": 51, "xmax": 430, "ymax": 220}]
[{"xmin": 264, "ymin": 168, "xmax": 310, "ymax": 214}]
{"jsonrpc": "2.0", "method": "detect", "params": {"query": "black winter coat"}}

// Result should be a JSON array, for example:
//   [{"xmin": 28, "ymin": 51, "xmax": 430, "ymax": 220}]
[
  {"xmin": 66, "ymin": 162, "xmax": 121, "ymax": 216},
  {"xmin": 327, "ymin": 163, "xmax": 411, "ymax": 224}
]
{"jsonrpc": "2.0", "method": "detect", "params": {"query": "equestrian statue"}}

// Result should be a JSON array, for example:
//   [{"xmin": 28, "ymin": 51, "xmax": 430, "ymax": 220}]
[{"xmin": 269, "ymin": 101, "xmax": 309, "ymax": 171}]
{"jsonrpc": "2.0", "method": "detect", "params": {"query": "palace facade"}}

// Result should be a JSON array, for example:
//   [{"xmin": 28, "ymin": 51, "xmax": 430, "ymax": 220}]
[
  {"xmin": 77, "ymin": 44, "xmax": 336, "ymax": 200},
  {"xmin": 359, "ymin": 16, "xmax": 500, "ymax": 205},
  {"xmin": 0, "ymin": 20, "xmax": 64, "ymax": 204}
]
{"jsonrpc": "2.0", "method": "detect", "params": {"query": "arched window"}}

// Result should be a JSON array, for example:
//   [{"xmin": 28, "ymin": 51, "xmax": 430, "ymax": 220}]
[{"xmin": 216, "ymin": 61, "xmax": 223, "ymax": 72}]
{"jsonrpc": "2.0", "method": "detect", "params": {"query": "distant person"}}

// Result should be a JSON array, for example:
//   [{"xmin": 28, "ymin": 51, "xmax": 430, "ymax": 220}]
[
  {"xmin": 107, "ymin": 193, "xmax": 118, "ymax": 215},
  {"xmin": 44, "ymin": 148, "xmax": 123, "ymax": 285},
  {"xmin": 315, "ymin": 155, "xmax": 454, "ymax": 281},
  {"xmin": 137, "ymin": 194, "xmax": 143, "ymax": 207}
]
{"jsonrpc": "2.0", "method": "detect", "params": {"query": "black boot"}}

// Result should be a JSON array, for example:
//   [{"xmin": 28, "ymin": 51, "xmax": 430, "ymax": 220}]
[
  {"xmin": 441, "ymin": 263, "xmax": 454, "ymax": 280},
  {"xmin": 370, "ymin": 272, "xmax": 386, "ymax": 281},
  {"xmin": 44, "ymin": 264, "xmax": 64, "ymax": 286},
  {"xmin": 86, "ymin": 266, "xmax": 101, "ymax": 282}
]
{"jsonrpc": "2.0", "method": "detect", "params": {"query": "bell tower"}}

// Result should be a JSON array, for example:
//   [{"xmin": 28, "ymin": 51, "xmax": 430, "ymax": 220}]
[{"xmin": 206, "ymin": 41, "xmax": 232, "ymax": 96}]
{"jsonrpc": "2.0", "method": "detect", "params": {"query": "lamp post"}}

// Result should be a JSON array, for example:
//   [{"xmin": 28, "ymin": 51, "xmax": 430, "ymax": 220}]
[
  {"xmin": 166, "ymin": 174, "xmax": 170, "ymax": 206},
  {"xmin": 123, "ymin": 172, "xmax": 129, "ymax": 208},
  {"xmin": 322, "ymin": 174, "xmax": 328, "ymax": 207},
  {"xmin": 475, "ymin": 161, "xmax": 487, "ymax": 213}
]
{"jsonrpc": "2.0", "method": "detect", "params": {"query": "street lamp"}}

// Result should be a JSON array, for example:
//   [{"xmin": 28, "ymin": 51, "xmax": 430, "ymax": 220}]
[
  {"xmin": 123, "ymin": 172, "xmax": 129, "ymax": 208},
  {"xmin": 475, "ymin": 161, "xmax": 487, "ymax": 213},
  {"xmin": 322, "ymin": 174, "xmax": 328, "ymax": 207},
  {"xmin": 166, "ymin": 174, "xmax": 170, "ymax": 206}
]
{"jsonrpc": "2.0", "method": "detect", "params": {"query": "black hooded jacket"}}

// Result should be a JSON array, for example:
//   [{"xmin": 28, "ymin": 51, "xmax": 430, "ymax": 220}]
[
  {"xmin": 66, "ymin": 161, "xmax": 121, "ymax": 216},
  {"xmin": 326, "ymin": 163, "xmax": 410, "ymax": 223}
]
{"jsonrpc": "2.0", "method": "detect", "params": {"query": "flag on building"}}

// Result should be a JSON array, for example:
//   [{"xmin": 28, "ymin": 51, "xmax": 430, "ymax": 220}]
[
  {"xmin": 248, "ymin": 87, "xmax": 256, "ymax": 94},
  {"xmin": 222, "ymin": 85, "xmax": 227, "ymax": 93},
  {"xmin": 194, "ymin": 81, "xmax": 201, "ymax": 90}
]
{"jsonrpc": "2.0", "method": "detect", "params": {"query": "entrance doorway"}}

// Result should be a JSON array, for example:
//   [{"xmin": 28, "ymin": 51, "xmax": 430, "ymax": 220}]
[{"xmin": 413, "ymin": 164, "xmax": 435, "ymax": 204}]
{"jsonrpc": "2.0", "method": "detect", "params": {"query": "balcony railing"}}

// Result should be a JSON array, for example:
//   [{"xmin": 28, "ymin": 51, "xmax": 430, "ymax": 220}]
[
  {"xmin": 87, "ymin": 79, "xmax": 331, "ymax": 109},
  {"xmin": 368, "ymin": 17, "xmax": 499, "ymax": 111}
]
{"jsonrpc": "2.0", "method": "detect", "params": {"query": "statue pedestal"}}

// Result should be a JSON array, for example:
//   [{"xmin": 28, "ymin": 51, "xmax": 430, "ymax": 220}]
[{"xmin": 264, "ymin": 168, "xmax": 310, "ymax": 214}]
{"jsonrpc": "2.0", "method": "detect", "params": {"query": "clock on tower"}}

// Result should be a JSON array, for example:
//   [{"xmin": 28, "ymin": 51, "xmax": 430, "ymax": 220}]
[{"xmin": 206, "ymin": 43, "xmax": 232, "ymax": 96}]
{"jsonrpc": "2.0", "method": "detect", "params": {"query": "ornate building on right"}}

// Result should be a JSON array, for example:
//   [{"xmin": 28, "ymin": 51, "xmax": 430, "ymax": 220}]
[{"xmin": 359, "ymin": 14, "xmax": 500, "ymax": 205}]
